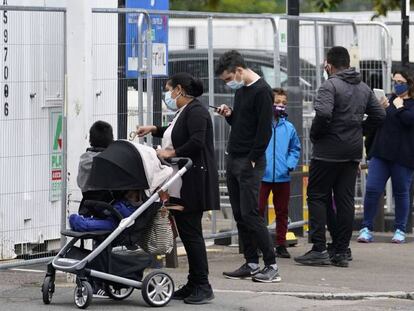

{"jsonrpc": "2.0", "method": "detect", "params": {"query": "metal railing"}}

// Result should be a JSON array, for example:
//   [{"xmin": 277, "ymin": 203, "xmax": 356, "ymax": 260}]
[{"xmin": 0, "ymin": 6, "xmax": 398, "ymax": 269}]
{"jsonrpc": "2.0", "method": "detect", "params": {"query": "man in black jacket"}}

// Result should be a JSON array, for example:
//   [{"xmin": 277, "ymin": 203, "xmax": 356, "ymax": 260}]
[
  {"xmin": 215, "ymin": 50, "xmax": 280, "ymax": 282},
  {"xmin": 294, "ymin": 46, "xmax": 386, "ymax": 267}
]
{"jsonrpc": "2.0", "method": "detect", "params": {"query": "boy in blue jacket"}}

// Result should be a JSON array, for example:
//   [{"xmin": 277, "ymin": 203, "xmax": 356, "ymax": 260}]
[{"xmin": 258, "ymin": 88, "xmax": 301, "ymax": 258}]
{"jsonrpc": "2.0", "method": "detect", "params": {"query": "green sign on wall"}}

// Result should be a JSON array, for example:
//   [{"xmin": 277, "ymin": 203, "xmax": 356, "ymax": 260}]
[{"xmin": 50, "ymin": 110, "xmax": 63, "ymax": 202}]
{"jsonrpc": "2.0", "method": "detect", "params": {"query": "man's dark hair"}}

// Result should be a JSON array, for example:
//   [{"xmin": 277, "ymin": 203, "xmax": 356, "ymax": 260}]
[
  {"xmin": 272, "ymin": 87, "xmax": 287, "ymax": 98},
  {"xmin": 215, "ymin": 50, "xmax": 247, "ymax": 76},
  {"xmin": 89, "ymin": 120, "xmax": 113, "ymax": 148},
  {"xmin": 327, "ymin": 46, "xmax": 350, "ymax": 69}
]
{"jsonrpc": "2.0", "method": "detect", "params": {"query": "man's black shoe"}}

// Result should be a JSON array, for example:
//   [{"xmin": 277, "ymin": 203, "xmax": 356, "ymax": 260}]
[
  {"xmin": 172, "ymin": 283, "xmax": 194, "ymax": 300},
  {"xmin": 183, "ymin": 284, "xmax": 214, "ymax": 305},
  {"xmin": 252, "ymin": 266, "xmax": 282, "ymax": 283},
  {"xmin": 327, "ymin": 243, "xmax": 335, "ymax": 259},
  {"xmin": 275, "ymin": 245, "xmax": 291, "ymax": 258},
  {"xmin": 331, "ymin": 253, "xmax": 349, "ymax": 267},
  {"xmin": 327, "ymin": 243, "xmax": 352, "ymax": 261},
  {"xmin": 294, "ymin": 250, "xmax": 331, "ymax": 266},
  {"xmin": 223, "ymin": 263, "xmax": 260, "ymax": 279},
  {"xmin": 346, "ymin": 248, "xmax": 353, "ymax": 261}
]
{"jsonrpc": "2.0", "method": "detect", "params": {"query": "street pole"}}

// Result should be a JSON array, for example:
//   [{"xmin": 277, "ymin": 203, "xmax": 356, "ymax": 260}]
[
  {"xmin": 286, "ymin": 0, "xmax": 303, "ymax": 236},
  {"xmin": 401, "ymin": 0, "xmax": 410, "ymax": 68},
  {"xmin": 117, "ymin": 0, "xmax": 128, "ymax": 139}
]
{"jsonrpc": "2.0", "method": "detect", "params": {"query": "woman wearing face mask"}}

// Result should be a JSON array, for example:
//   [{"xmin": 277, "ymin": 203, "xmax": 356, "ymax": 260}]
[
  {"xmin": 136, "ymin": 72, "xmax": 220, "ymax": 304},
  {"xmin": 358, "ymin": 70, "xmax": 414, "ymax": 244}
]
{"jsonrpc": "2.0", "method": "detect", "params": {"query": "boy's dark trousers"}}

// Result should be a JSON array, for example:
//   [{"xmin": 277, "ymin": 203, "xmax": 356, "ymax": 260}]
[
  {"xmin": 258, "ymin": 182, "xmax": 291, "ymax": 246},
  {"xmin": 307, "ymin": 159, "xmax": 359, "ymax": 254},
  {"xmin": 226, "ymin": 154, "xmax": 276, "ymax": 266}
]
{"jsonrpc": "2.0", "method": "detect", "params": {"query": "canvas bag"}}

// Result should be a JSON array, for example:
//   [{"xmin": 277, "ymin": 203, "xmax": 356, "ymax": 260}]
[{"xmin": 139, "ymin": 208, "xmax": 174, "ymax": 255}]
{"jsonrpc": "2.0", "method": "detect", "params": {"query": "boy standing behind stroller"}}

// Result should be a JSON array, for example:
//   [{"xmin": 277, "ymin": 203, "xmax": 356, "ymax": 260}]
[
  {"xmin": 75, "ymin": 120, "xmax": 113, "ymax": 298},
  {"xmin": 77, "ymin": 120, "xmax": 114, "ymax": 214},
  {"xmin": 258, "ymin": 88, "xmax": 301, "ymax": 259}
]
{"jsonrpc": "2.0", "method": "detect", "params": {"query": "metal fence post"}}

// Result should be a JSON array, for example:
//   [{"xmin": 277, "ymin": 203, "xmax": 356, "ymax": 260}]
[
  {"xmin": 60, "ymin": 11, "xmax": 68, "ymax": 248},
  {"xmin": 314, "ymin": 21, "xmax": 322, "ymax": 89}
]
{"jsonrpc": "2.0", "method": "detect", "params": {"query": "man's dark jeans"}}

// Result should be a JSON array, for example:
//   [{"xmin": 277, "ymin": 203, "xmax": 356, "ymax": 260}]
[
  {"xmin": 308, "ymin": 159, "xmax": 359, "ymax": 254},
  {"xmin": 226, "ymin": 154, "xmax": 276, "ymax": 266}
]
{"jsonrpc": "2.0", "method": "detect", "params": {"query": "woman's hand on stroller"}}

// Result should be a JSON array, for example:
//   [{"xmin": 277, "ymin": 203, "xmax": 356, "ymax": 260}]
[
  {"xmin": 156, "ymin": 148, "xmax": 176, "ymax": 159},
  {"xmin": 135, "ymin": 125, "xmax": 157, "ymax": 137}
]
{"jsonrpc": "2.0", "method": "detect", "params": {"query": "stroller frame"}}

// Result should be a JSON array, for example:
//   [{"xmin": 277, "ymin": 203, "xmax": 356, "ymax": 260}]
[{"xmin": 42, "ymin": 157, "xmax": 192, "ymax": 309}]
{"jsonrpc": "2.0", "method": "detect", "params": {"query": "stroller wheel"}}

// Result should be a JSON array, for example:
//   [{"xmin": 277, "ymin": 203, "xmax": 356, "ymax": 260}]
[
  {"xmin": 141, "ymin": 271, "xmax": 174, "ymax": 307},
  {"xmin": 74, "ymin": 280, "xmax": 93, "ymax": 309},
  {"xmin": 105, "ymin": 283, "xmax": 134, "ymax": 300},
  {"xmin": 41, "ymin": 276, "xmax": 55, "ymax": 304}
]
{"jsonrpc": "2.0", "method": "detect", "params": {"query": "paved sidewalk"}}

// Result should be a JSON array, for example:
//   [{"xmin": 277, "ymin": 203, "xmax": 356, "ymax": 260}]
[{"xmin": 1, "ymin": 234, "xmax": 414, "ymax": 310}]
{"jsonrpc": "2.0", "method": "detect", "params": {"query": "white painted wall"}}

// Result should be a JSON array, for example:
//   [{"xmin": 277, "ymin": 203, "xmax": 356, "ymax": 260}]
[{"xmin": 0, "ymin": 0, "xmax": 117, "ymax": 259}]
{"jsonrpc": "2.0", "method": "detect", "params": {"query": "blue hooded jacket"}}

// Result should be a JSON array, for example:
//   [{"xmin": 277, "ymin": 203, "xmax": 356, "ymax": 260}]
[{"xmin": 262, "ymin": 117, "xmax": 301, "ymax": 183}]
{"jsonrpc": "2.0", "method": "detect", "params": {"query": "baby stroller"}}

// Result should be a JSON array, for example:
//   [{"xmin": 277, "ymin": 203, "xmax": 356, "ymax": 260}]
[{"xmin": 41, "ymin": 140, "xmax": 192, "ymax": 309}]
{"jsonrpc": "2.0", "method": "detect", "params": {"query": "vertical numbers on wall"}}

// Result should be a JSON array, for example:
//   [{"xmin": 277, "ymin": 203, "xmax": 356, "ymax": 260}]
[{"xmin": 3, "ymin": 0, "xmax": 8, "ymax": 116}]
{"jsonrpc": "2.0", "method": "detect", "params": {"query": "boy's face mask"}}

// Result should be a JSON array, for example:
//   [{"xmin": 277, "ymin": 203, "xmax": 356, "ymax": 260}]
[
  {"xmin": 273, "ymin": 94, "xmax": 287, "ymax": 118},
  {"xmin": 273, "ymin": 104, "xmax": 287, "ymax": 118}
]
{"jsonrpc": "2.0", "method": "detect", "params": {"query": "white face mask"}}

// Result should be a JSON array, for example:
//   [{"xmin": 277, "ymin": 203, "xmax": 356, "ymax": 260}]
[
  {"xmin": 226, "ymin": 72, "xmax": 245, "ymax": 90},
  {"xmin": 164, "ymin": 91, "xmax": 179, "ymax": 110},
  {"xmin": 226, "ymin": 79, "xmax": 244, "ymax": 90},
  {"xmin": 323, "ymin": 70, "xmax": 329, "ymax": 81}
]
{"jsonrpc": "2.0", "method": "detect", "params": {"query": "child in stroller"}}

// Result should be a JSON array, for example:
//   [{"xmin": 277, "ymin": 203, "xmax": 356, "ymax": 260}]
[
  {"xmin": 69, "ymin": 189, "xmax": 147, "ymax": 298},
  {"xmin": 69, "ymin": 189, "xmax": 144, "ymax": 232},
  {"xmin": 42, "ymin": 140, "xmax": 192, "ymax": 309}
]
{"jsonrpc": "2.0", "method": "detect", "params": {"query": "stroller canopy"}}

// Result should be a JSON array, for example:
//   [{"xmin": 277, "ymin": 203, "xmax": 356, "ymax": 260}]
[{"xmin": 89, "ymin": 140, "xmax": 173, "ymax": 193}]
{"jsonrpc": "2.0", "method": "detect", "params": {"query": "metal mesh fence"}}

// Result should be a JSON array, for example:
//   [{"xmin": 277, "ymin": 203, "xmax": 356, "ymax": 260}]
[
  {"xmin": 0, "ymin": 6, "xmax": 396, "ymax": 265},
  {"xmin": 0, "ymin": 8, "xmax": 65, "ymax": 261}
]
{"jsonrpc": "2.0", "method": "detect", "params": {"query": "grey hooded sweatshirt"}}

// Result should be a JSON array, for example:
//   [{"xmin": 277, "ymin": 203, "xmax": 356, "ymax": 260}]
[
  {"xmin": 310, "ymin": 68, "xmax": 386, "ymax": 162},
  {"xmin": 77, "ymin": 147, "xmax": 104, "ymax": 192}
]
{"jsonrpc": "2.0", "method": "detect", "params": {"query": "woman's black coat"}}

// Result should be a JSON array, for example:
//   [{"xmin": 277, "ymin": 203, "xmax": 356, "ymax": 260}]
[
  {"xmin": 153, "ymin": 99, "xmax": 220, "ymax": 213},
  {"xmin": 368, "ymin": 95, "xmax": 414, "ymax": 169}
]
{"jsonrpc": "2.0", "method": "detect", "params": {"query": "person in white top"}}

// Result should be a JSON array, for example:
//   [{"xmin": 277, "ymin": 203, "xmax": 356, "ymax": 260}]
[{"xmin": 136, "ymin": 73, "xmax": 220, "ymax": 305}]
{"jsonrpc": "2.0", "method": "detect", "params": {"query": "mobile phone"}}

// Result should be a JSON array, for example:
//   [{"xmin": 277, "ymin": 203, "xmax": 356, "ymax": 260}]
[
  {"xmin": 373, "ymin": 88, "xmax": 386, "ymax": 101},
  {"xmin": 209, "ymin": 105, "xmax": 219, "ymax": 110}
]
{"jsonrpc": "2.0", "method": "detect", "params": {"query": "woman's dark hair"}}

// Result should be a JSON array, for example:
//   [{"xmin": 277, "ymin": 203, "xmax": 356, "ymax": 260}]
[
  {"xmin": 215, "ymin": 49, "xmax": 247, "ymax": 76},
  {"xmin": 393, "ymin": 69, "xmax": 414, "ymax": 98},
  {"xmin": 89, "ymin": 120, "xmax": 114, "ymax": 148},
  {"xmin": 167, "ymin": 72, "xmax": 204, "ymax": 98}
]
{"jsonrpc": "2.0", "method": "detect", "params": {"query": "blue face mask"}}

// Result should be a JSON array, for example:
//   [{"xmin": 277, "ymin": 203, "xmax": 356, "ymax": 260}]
[
  {"xmin": 226, "ymin": 77, "xmax": 244, "ymax": 90},
  {"xmin": 394, "ymin": 83, "xmax": 409, "ymax": 96},
  {"xmin": 164, "ymin": 91, "xmax": 178, "ymax": 110}
]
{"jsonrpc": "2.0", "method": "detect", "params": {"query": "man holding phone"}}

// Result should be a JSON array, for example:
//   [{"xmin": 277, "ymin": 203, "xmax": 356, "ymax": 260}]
[{"xmin": 215, "ymin": 50, "xmax": 280, "ymax": 283}]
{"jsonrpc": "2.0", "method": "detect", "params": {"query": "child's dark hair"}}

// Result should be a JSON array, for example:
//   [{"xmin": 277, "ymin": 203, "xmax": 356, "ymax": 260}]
[
  {"xmin": 112, "ymin": 190, "xmax": 127, "ymax": 200},
  {"xmin": 167, "ymin": 72, "xmax": 204, "ymax": 97},
  {"xmin": 215, "ymin": 50, "xmax": 247, "ymax": 76},
  {"xmin": 327, "ymin": 46, "xmax": 350, "ymax": 69},
  {"xmin": 89, "ymin": 120, "xmax": 114, "ymax": 148},
  {"xmin": 272, "ymin": 87, "xmax": 288, "ymax": 98}
]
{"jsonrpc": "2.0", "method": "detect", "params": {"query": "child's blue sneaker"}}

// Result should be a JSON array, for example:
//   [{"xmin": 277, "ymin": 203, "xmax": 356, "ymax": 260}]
[
  {"xmin": 357, "ymin": 227, "xmax": 373, "ymax": 243},
  {"xmin": 391, "ymin": 229, "xmax": 406, "ymax": 244}
]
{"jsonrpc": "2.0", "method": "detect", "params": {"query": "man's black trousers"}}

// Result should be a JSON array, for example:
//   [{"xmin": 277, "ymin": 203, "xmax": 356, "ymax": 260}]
[
  {"xmin": 226, "ymin": 154, "xmax": 276, "ymax": 266},
  {"xmin": 307, "ymin": 159, "xmax": 359, "ymax": 254}
]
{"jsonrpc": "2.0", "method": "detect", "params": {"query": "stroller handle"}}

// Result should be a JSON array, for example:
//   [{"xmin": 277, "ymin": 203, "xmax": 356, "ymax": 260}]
[{"xmin": 166, "ymin": 157, "xmax": 193, "ymax": 170}]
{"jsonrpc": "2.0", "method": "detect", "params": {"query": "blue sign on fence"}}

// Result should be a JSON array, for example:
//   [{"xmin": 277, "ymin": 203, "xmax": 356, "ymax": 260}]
[{"xmin": 126, "ymin": 0, "xmax": 169, "ymax": 78}]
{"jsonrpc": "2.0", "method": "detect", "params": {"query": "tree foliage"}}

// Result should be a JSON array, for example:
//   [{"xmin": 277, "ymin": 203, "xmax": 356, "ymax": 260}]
[
  {"xmin": 310, "ymin": 0, "xmax": 410, "ymax": 17},
  {"xmin": 170, "ymin": 0, "xmax": 285, "ymax": 14},
  {"xmin": 170, "ymin": 0, "xmax": 412, "ymax": 17}
]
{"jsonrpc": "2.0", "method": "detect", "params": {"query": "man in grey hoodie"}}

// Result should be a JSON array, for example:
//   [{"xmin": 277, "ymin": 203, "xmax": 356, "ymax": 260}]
[{"xmin": 294, "ymin": 46, "xmax": 386, "ymax": 268}]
